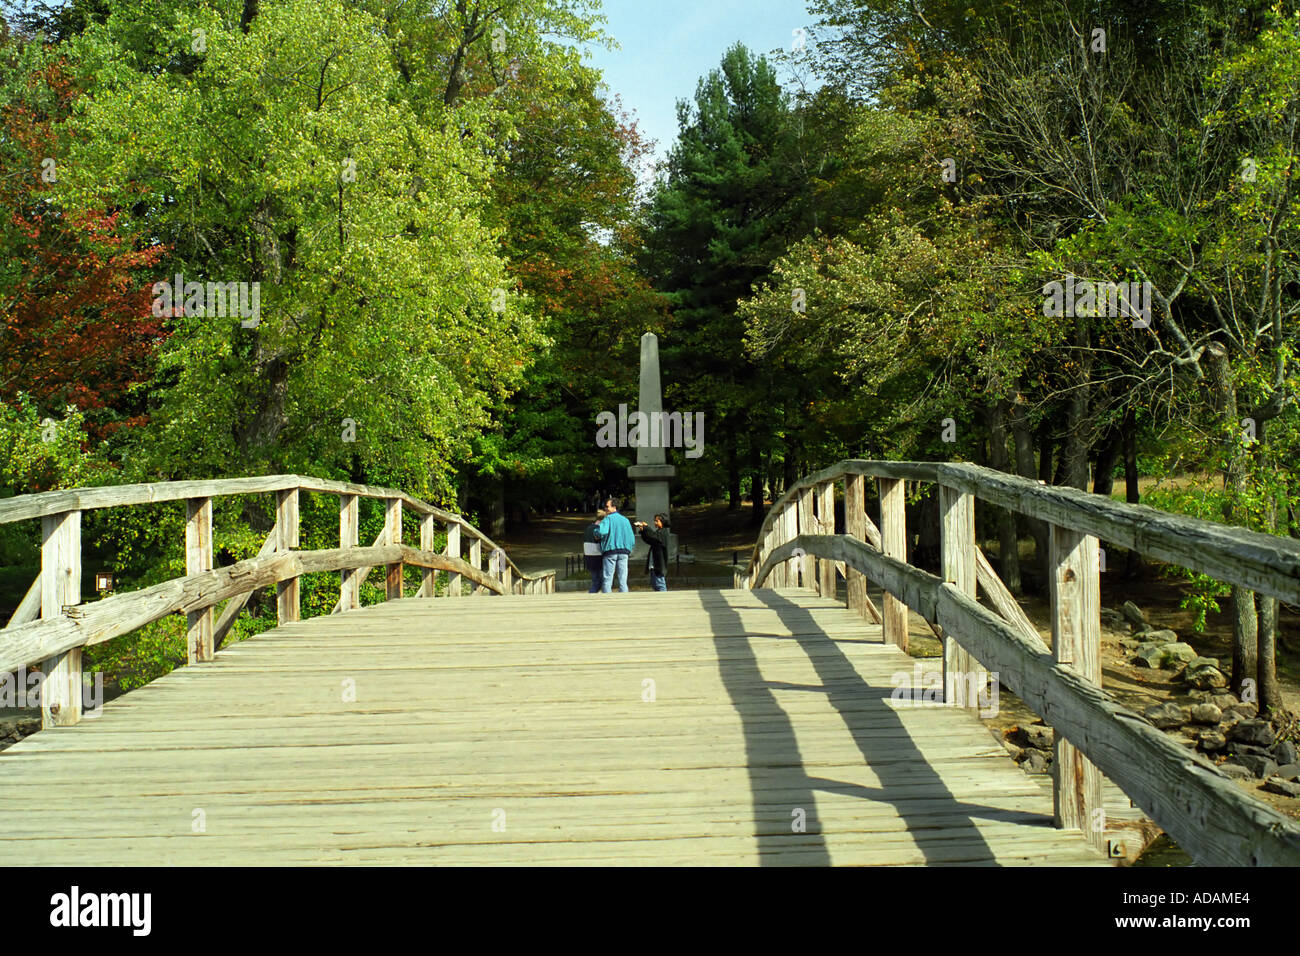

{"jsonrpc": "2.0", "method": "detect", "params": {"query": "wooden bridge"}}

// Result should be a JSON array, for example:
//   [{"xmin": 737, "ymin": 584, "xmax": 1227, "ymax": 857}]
[{"xmin": 2, "ymin": 463, "xmax": 1299, "ymax": 865}]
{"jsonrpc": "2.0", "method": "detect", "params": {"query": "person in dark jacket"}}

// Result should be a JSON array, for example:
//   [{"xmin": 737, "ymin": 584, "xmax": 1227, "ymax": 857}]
[
  {"xmin": 634, "ymin": 513, "xmax": 671, "ymax": 592},
  {"xmin": 583, "ymin": 508, "xmax": 606, "ymax": 593}
]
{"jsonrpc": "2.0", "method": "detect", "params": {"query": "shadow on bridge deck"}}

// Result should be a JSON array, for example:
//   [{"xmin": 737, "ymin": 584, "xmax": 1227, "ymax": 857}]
[{"xmin": 0, "ymin": 589, "xmax": 1109, "ymax": 866}]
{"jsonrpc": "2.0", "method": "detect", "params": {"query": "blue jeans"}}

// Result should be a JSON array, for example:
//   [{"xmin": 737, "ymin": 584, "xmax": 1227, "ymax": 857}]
[
  {"xmin": 651, "ymin": 572, "xmax": 667, "ymax": 592},
  {"xmin": 601, "ymin": 553, "xmax": 628, "ymax": 592},
  {"xmin": 588, "ymin": 566, "xmax": 602, "ymax": 593}
]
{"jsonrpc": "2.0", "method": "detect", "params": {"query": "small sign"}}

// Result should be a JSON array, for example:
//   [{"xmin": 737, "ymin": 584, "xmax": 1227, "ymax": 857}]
[{"xmin": 95, "ymin": 572, "xmax": 113, "ymax": 593}]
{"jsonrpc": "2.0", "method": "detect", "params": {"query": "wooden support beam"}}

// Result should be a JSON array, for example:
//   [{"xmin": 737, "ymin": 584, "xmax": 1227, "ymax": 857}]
[
  {"xmin": 782, "ymin": 504, "xmax": 798, "ymax": 588},
  {"xmin": 1050, "ymin": 523, "xmax": 1105, "ymax": 851},
  {"xmin": 816, "ymin": 483, "xmax": 835, "ymax": 597},
  {"xmin": 339, "ymin": 495, "xmax": 359, "ymax": 611},
  {"xmin": 384, "ymin": 497, "xmax": 403, "ymax": 601},
  {"xmin": 418, "ymin": 513, "xmax": 435, "ymax": 598},
  {"xmin": 845, "ymin": 475, "xmax": 868, "ymax": 618},
  {"xmin": 939, "ymin": 484, "xmax": 978, "ymax": 710},
  {"xmin": 185, "ymin": 497, "xmax": 214, "ymax": 663},
  {"xmin": 276, "ymin": 489, "xmax": 300, "ymax": 624},
  {"xmin": 469, "ymin": 537, "xmax": 482, "ymax": 595},
  {"xmin": 797, "ymin": 490, "xmax": 815, "ymax": 588},
  {"xmin": 879, "ymin": 478, "xmax": 909, "ymax": 650},
  {"xmin": 7, "ymin": 572, "xmax": 41, "ymax": 629},
  {"xmin": 40, "ymin": 510, "xmax": 81, "ymax": 727},
  {"xmin": 447, "ymin": 523, "xmax": 462, "ymax": 597},
  {"xmin": 214, "ymin": 521, "xmax": 280, "ymax": 648}
]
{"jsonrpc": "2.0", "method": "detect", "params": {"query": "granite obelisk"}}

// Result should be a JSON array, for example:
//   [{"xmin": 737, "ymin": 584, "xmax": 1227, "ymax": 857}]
[{"xmin": 627, "ymin": 332, "xmax": 675, "ymax": 557}]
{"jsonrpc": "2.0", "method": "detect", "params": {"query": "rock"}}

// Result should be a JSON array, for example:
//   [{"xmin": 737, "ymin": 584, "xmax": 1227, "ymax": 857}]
[
  {"xmin": 1024, "ymin": 725, "xmax": 1054, "ymax": 750},
  {"xmin": 1210, "ymin": 693, "xmax": 1239, "ymax": 711},
  {"xmin": 1161, "ymin": 642, "xmax": 1196, "ymax": 664},
  {"xmin": 1183, "ymin": 658, "xmax": 1227, "ymax": 689},
  {"xmin": 1132, "ymin": 623, "xmax": 1153, "ymax": 635},
  {"xmin": 1217, "ymin": 762, "xmax": 1252, "ymax": 780},
  {"xmin": 1121, "ymin": 601, "xmax": 1147, "ymax": 627},
  {"xmin": 1100, "ymin": 608, "xmax": 1127, "ymax": 629},
  {"xmin": 1273, "ymin": 742, "xmax": 1299, "ymax": 766},
  {"xmin": 1144, "ymin": 702, "xmax": 1185, "ymax": 729},
  {"xmin": 1188, "ymin": 703, "xmax": 1223, "ymax": 725},
  {"xmin": 1229, "ymin": 754, "xmax": 1278, "ymax": 779},
  {"xmin": 1274, "ymin": 763, "xmax": 1300, "ymax": 783},
  {"xmin": 1228, "ymin": 743, "xmax": 1273, "ymax": 758},
  {"xmin": 1261, "ymin": 777, "xmax": 1300, "ymax": 798},
  {"xmin": 1218, "ymin": 711, "xmax": 1242, "ymax": 731},
  {"xmin": 1227, "ymin": 719, "xmax": 1275, "ymax": 747},
  {"xmin": 1019, "ymin": 750, "xmax": 1049, "ymax": 774},
  {"xmin": 1227, "ymin": 702, "xmax": 1258, "ymax": 718},
  {"xmin": 1135, "ymin": 642, "xmax": 1169, "ymax": 668},
  {"xmin": 1198, "ymin": 730, "xmax": 1227, "ymax": 752},
  {"xmin": 1144, "ymin": 629, "xmax": 1179, "ymax": 644},
  {"xmin": 1001, "ymin": 739, "xmax": 1024, "ymax": 760}
]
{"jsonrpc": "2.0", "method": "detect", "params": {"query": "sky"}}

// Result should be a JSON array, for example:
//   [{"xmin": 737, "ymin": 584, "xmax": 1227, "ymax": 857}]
[{"xmin": 581, "ymin": 0, "xmax": 814, "ymax": 184}]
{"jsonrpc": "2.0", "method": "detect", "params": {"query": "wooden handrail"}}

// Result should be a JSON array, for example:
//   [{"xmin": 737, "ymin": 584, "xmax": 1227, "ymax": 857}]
[
  {"xmin": 753, "ymin": 533, "xmax": 1300, "ymax": 866},
  {"xmin": 738, "ymin": 458, "xmax": 1300, "ymax": 866},
  {"xmin": 740, "ymin": 460, "xmax": 1300, "ymax": 604},
  {"xmin": 0, "ymin": 476, "xmax": 556, "ymax": 727},
  {"xmin": 0, "ymin": 473, "xmax": 546, "ymax": 587}
]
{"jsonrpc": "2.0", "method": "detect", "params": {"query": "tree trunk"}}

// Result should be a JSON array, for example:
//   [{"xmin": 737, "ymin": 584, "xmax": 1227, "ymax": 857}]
[
  {"xmin": 1092, "ymin": 428, "xmax": 1121, "ymax": 497},
  {"xmin": 1038, "ymin": 423, "xmax": 1055, "ymax": 485},
  {"xmin": 1122, "ymin": 407, "xmax": 1143, "ymax": 578},
  {"xmin": 1010, "ymin": 395, "xmax": 1048, "ymax": 590},
  {"xmin": 987, "ymin": 400, "xmax": 1021, "ymax": 593},
  {"xmin": 727, "ymin": 438, "xmax": 741, "ymax": 510},
  {"xmin": 1256, "ymin": 419, "xmax": 1283, "ymax": 713},
  {"xmin": 1207, "ymin": 343, "xmax": 1260, "ymax": 699}
]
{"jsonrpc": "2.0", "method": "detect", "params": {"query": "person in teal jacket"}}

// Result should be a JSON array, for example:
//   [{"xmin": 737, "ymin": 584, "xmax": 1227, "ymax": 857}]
[{"xmin": 596, "ymin": 497, "xmax": 635, "ymax": 593}]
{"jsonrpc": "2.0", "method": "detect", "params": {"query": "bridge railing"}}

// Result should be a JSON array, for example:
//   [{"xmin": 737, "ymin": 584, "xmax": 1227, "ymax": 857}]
[
  {"xmin": 735, "ymin": 460, "xmax": 1300, "ymax": 867},
  {"xmin": 0, "ymin": 475, "xmax": 555, "ymax": 728}
]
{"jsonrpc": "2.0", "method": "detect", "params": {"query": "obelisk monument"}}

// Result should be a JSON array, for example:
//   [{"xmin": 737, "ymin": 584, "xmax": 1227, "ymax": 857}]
[{"xmin": 627, "ymin": 332, "xmax": 675, "ymax": 557}]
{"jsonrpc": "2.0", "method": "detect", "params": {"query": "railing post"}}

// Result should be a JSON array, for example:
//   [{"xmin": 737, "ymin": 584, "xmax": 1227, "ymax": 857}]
[
  {"xmin": 276, "ymin": 488, "xmax": 300, "ymax": 624},
  {"xmin": 845, "ymin": 474, "xmax": 869, "ymax": 619},
  {"xmin": 781, "ymin": 502, "xmax": 797, "ymax": 587},
  {"xmin": 469, "ymin": 537, "xmax": 482, "ymax": 595},
  {"xmin": 816, "ymin": 482, "xmax": 835, "ymax": 597},
  {"xmin": 339, "ymin": 494, "xmax": 359, "ymax": 610},
  {"xmin": 878, "ymin": 478, "xmax": 908, "ymax": 650},
  {"xmin": 1049, "ymin": 523, "xmax": 1104, "ymax": 850},
  {"xmin": 447, "ymin": 523, "xmax": 462, "ymax": 597},
  {"xmin": 40, "ymin": 509, "xmax": 81, "ymax": 728},
  {"xmin": 939, "ymin": 484, "xmax": 978, "ymax": 710},
  {"xmin": 384, "ymin": 497, "xmax": 403, "ymax": 601},
  {"xmin": 797, "ymin": 488, "xmax": 814, "ymax": 588},
  {"xmin": 185, "ymin": 497, "xmax": 214, "ymax": 662},
  {"xmin": 418, "ymin": 512, "xmax": 435, "ymax": 598}
]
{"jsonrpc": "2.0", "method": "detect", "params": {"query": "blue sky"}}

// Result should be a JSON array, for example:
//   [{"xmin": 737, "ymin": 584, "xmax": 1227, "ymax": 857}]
[{"xmin": 582, "ymin": 0, "xmax": 814, "ymax": 183}]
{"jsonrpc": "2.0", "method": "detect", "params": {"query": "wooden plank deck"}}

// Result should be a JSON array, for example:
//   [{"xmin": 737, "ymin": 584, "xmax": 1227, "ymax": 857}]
[{"xmin": 0, "ymin": 589, "xmax": 1111, "ymax": 865}]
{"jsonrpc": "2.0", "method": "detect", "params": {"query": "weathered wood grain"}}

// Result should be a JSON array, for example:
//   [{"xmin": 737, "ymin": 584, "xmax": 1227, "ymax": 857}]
[
  {"xmin": 40, "ymin": 510, "xmax": 80, "ymax": 728},
  {"xmin": 1049, "ymin": 524, "xmax": 1104, "ymax": 850},
  {"xmin": 879, "ymin": 478, "xmax": 908, "ymax": 650},
  {"xmin": 186, "ymin": 497, "xmax": 214, "ymax": 663}
]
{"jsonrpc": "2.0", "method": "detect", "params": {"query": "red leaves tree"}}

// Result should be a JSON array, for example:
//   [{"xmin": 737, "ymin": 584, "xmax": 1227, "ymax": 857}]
[{"xmin": 0, "ymin": 51, "xmax": 167, "ymax": 443}]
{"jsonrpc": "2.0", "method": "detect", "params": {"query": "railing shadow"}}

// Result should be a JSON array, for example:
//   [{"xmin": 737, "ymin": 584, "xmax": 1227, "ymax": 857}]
[{"xmin": 704, "ymin": 586, "xmax": 1057, "ymax": 865}]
